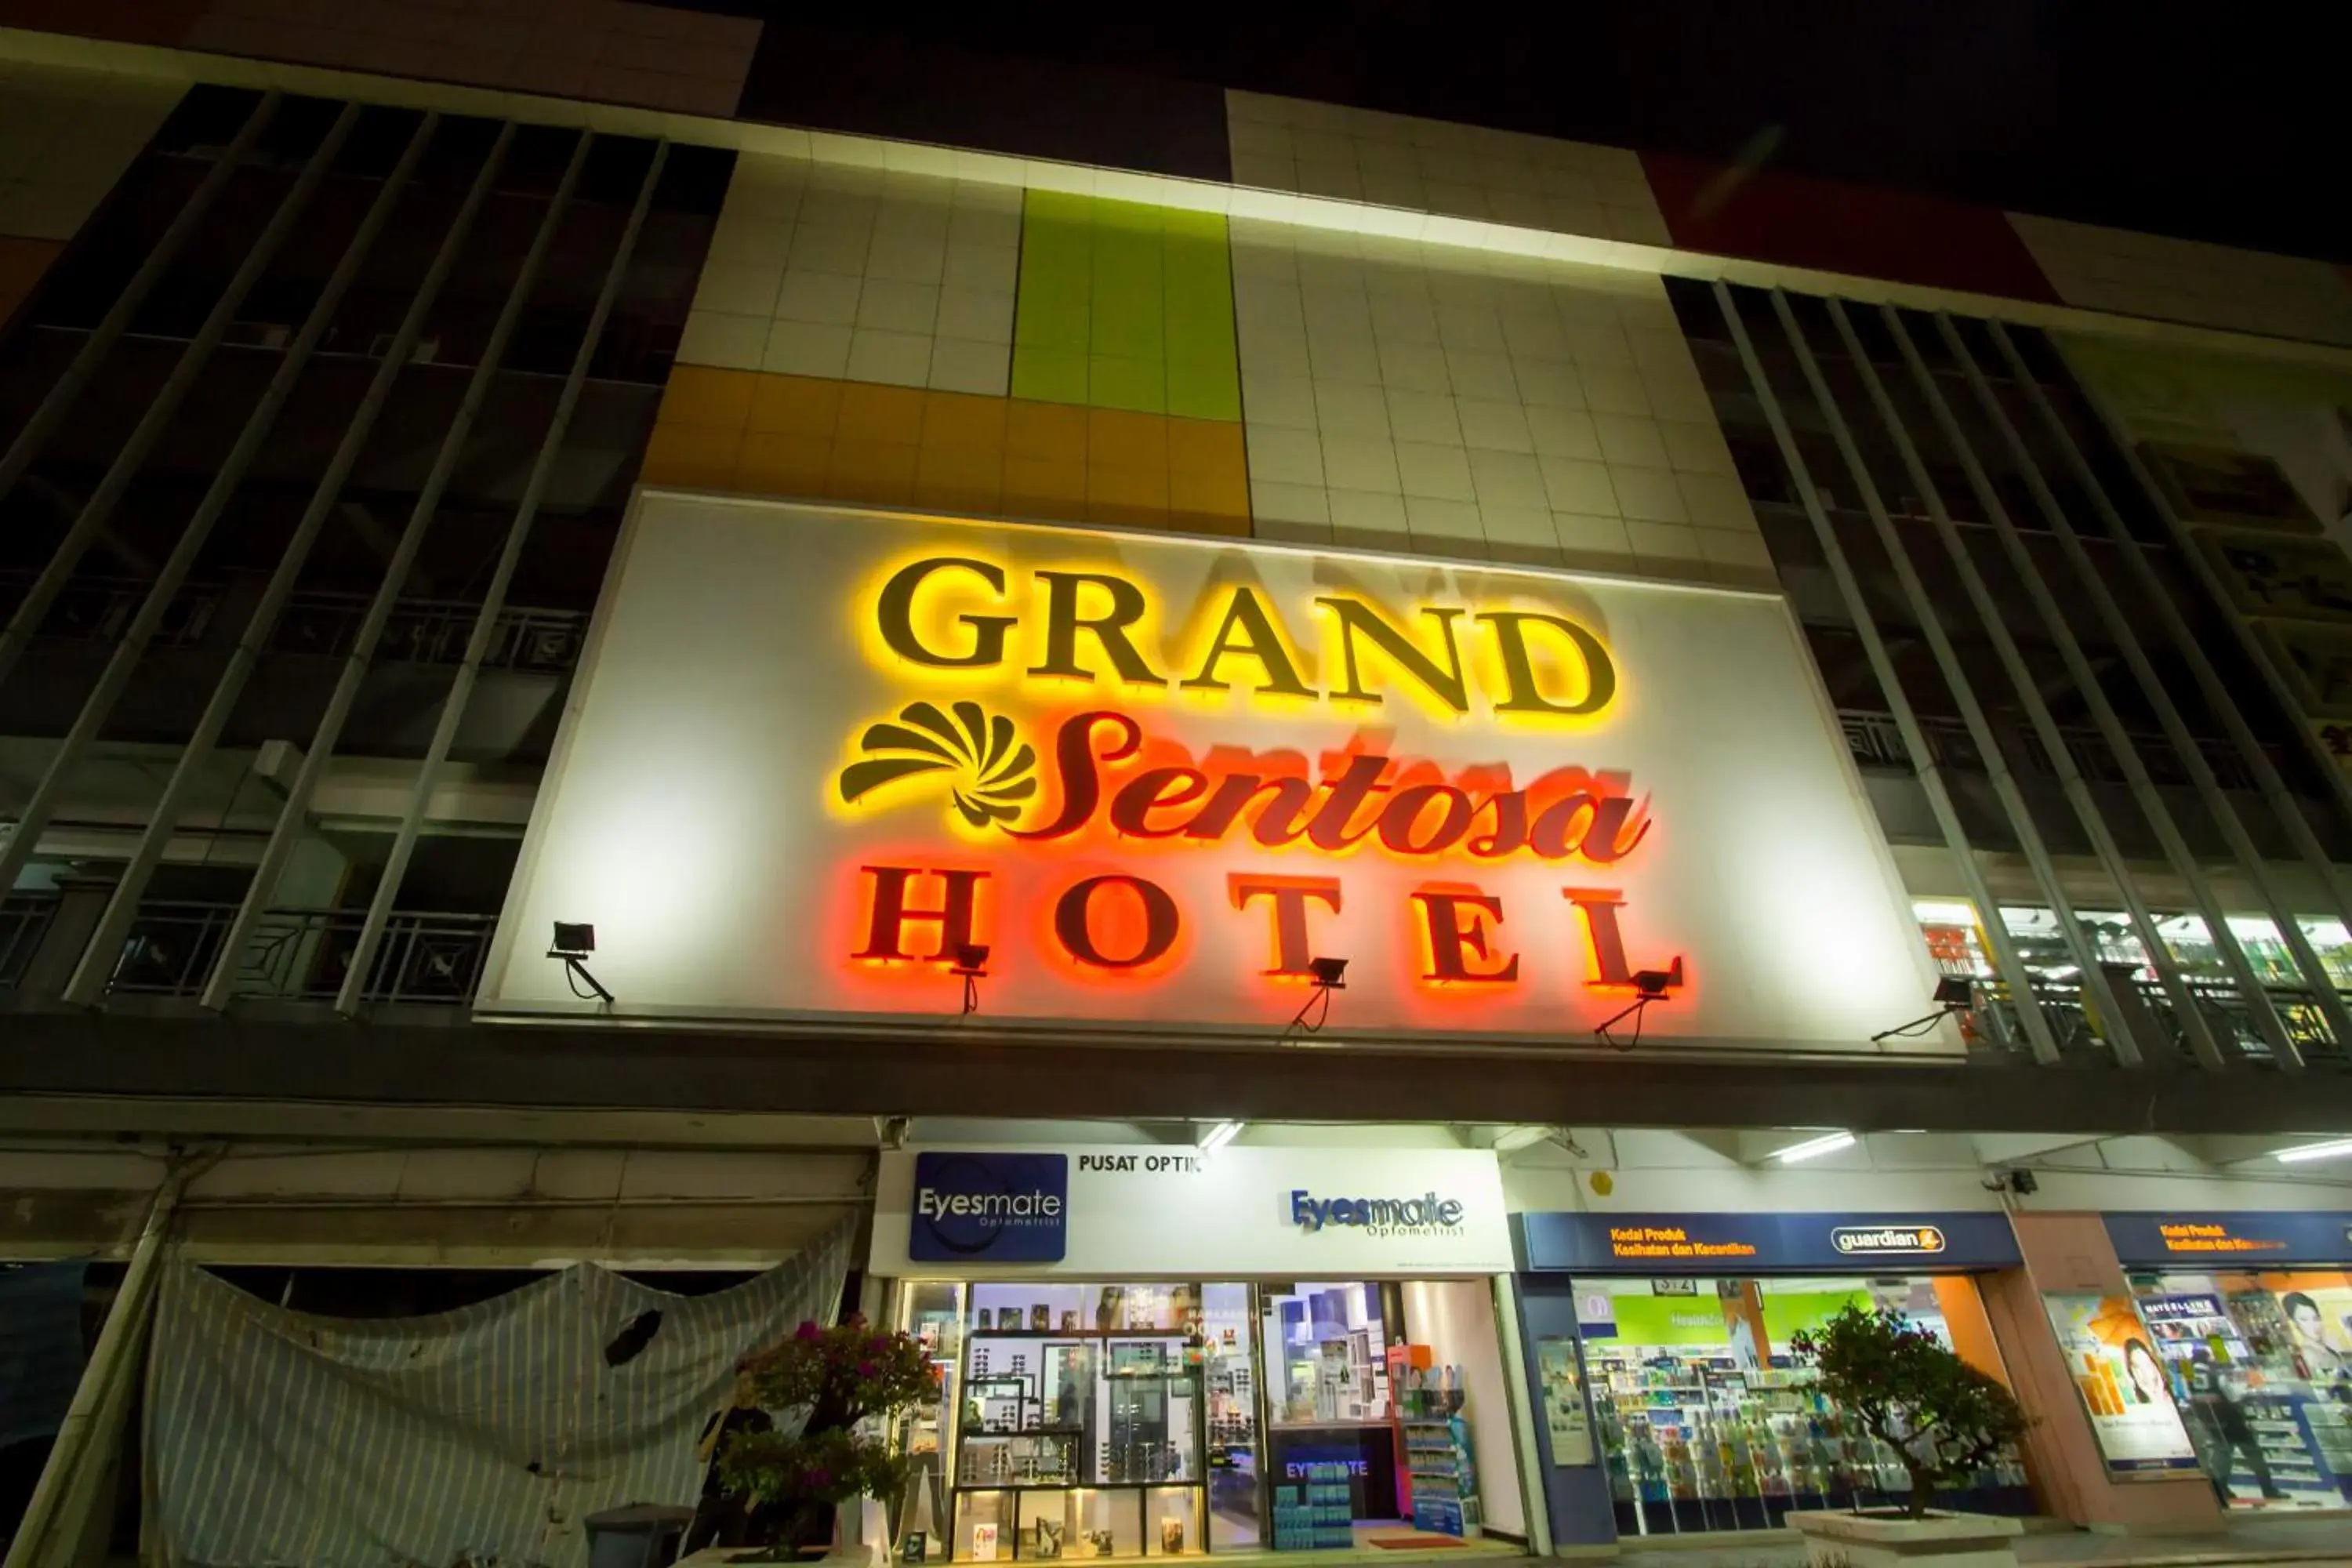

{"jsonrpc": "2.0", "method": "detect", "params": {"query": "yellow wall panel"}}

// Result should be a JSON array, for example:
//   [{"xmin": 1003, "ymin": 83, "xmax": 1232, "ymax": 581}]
[{"xmin": 644, "ymin": 365, "xmax": 1261, "ymax": 539}]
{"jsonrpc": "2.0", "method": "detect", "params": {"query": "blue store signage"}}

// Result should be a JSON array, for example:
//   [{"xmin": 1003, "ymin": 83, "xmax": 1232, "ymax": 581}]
[
  {"xmin": 1515, "ymin": 1211, "xmax": 2020, "ymax": 1273},
  {"xmin": 2103, "ymin": 1210, "xmax": 2352, "ymax": 1267},
  {"xmin": 909, "ymin": 1152, "xmax": 1069, "ymax": 1261}
]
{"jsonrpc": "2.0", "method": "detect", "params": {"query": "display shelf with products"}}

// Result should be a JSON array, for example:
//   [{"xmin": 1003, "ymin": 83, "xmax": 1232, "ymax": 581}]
[
  {"xmin": 1269, "ymin": 1462, "xmax": 1356, "ymax": 1552},
  {"xmin": 2135, "ymin": 1280, "xmax": 2347, "ymax": 1507},
  {"xmin": 950, "ymin": 1285, "xmax": 1210, "ymax": 1560},
  {"xmin": 2304, "ymin": 1399, "xmax": 2352, "ymax": 1472},
  {"xmin": 2247, "ymin": 1400, "xmax": 2328, "ymax": 1490},
  {"xmin": 1395, "ymin": 1360, "xmax": 1481, "ymax": 1537}
]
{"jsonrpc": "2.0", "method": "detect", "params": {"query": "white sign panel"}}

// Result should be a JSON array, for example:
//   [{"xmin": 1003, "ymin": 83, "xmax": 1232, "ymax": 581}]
[
  {"xmin": 870, "ymin": 1145, "xmax": 1514, "ymax": 1276},
  {"xmin": 479, "ymin": 494, "xmax": 1938, "ymax": 1048}
]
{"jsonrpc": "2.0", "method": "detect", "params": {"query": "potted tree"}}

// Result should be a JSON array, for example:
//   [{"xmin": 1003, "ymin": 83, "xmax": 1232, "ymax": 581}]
[
  {"xmin": 713, "ymin": 1317, "xmax": 940, "ymax": 1563},
  {"xmin": 1784, "ymin": 1305, "xmax": 2033, "ymax": 1568}
]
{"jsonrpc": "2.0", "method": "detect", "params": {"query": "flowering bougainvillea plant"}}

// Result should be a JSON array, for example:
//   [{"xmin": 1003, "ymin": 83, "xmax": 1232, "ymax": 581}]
[{"xmin": 716, "ymin": 1316, "xmax": 940, "ymax": 1524}]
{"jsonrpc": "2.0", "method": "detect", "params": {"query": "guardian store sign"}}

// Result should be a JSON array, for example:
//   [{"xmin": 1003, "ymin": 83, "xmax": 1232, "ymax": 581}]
[
  {"xmin": 874, "ymin": 1146, "xmax": 1512, "ymax": 1276},
  {"xmin": 1515, "ymin": 1211, "xmax": 2020, "ymax": 1273},
  {"xmin": 477, "ymin": 495, "xmax": 1936, "ymax": 1048}
]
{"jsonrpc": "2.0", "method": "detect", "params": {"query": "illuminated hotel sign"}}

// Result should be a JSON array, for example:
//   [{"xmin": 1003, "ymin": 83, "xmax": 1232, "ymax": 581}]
[
  {"xmin": 837, "ymin": 555, "xmax": 1659, "ymax": 990},
  {"xmin": 477, "ymin": 495, "xmax": 1939, "ymax": 1044}
]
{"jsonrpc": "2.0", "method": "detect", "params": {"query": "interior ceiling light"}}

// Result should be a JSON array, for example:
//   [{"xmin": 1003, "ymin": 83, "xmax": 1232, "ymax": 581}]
[
  {"xmin": 1771, "ymin": 1131, "xmax": 1857, "ymax": 1163},
  {"xmin": 1199, "ymin": 1120, "xmax": 1243, "ymax": 1152},
  {"xmin": 2275, "ymin": 1138, "xmax": 2352, "ymax": 1164}
]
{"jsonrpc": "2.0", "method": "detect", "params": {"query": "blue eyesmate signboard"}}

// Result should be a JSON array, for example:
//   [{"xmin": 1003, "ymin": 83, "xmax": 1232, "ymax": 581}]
[
  {"xmin": 1515, "ymin": 1211, "xmax": 2020, "ymax": 1274},
  {"xmin": 909, "ymin": 1152, "xmax": 1069, "ymax": 1262},
  {"xmin": 2103, "ymin": 1211, "xmax": 2352, "ymax": 1268}
]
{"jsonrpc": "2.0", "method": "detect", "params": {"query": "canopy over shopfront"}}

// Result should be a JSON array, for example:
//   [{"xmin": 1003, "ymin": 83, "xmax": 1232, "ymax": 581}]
[{"xmin": 145, "ymin": 1221, "xmax": 851, "ymax": 1568}]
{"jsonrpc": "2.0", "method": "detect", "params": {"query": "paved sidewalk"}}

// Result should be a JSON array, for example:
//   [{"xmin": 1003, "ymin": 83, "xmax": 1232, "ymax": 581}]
[{"xmin": 1610, "ymin": 1512, "xmax": 2352, "ymax": 1566}]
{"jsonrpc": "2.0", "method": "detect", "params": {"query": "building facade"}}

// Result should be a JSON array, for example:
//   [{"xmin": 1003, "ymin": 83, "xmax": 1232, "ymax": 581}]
[{"xmin": 5, "ymin": 5, "xmax": 2352, "ymax": 1563}]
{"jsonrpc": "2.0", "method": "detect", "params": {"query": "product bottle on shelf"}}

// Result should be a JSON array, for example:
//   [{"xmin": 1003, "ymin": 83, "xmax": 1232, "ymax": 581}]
[
  {"xmin": 1633, "ymin": 1425, "xmax": 1666, "ymax": 1502},
  {"xmin": 1664, "ymin": 1432, "xmax": 1697, "ymax": 1500},
  {"xmin": 1693, "ymin": 1417, "xmax": 1726, "ymax": 1499}
]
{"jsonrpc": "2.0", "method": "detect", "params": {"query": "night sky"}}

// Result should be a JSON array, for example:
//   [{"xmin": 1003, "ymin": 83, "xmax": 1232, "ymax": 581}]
[{"xmin": 681, "ymin": 1, "xmax": 2347, "ymax": 266}]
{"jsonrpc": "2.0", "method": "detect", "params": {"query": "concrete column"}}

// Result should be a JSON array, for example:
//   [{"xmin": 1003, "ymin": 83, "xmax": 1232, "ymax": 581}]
[
  {"xmin": 1978, "ymin": 1211, "xmax": 2224, "ymax": 1532},
  {"xmin": 2096, "ymin": 963, "xmax": 2185, "ymax": 1073},
  {"xmin": 232, "ymin": 833, "xmax": 349, "ymax": 999},
  {"xmin": 1509, "ymin": 1277, "xmax": 1615, "ymax": 1550}
]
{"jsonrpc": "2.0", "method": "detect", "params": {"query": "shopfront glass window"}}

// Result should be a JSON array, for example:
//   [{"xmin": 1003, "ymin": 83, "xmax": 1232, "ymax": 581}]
[
  {"xmin": 1916, "ymin": 902, "xmax": 2352, "ymax": 993},
  {"xmin": 1913, "ymin": 901, "xmax": 1992, "ymax": 980},
  {"xmin": 2000, "ymin": 907, "xmax": 2147, "ymax": 976},
  {"xmin": 1255, "ymin": 1283, "xmax": 1405, "ymax": 1543},
  {"xmin": 909, "ymin": 1279, "xmax": 1504, "ymax": 1556},
  {"xmin": 2295, "ymin": 920, "xmax": 2352, "ymax": 987},
  {"xmin": 949, "ymin": 1283, "xmax": 1214, "ymax": 1560},
  {"xmin": 1580, "ymin": 1276, "xmax": 2029, "ymax": 1537},
  {"xmin": 1260, "ymin": 1283, "xmax": 1392, "ymax": 1425},
  {"xmin": 2129, "ymin": 1269, "xmax": 2352, "ymax": 1508},
  {"xmin": 1199, "ymin": 1284, "xmax": 1259, "ymax": 1550},
  {"xmin": 896, "ymin": 1282, "xmax": 967, "ymax": 1555}
]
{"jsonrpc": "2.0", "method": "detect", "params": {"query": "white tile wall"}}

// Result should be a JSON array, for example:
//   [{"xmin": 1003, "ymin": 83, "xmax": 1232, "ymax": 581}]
[
  {"xmin": 1233, "ymin": 221, "xmax": 1768, "ymax": 586},
  {"xmin": 1226, "ymin": 89, "xmax": 1671, "ymax": 252},
  {"xmin": 679, "ymin": 154, "xmax": 1018, "ymax": 395},
  {"xmin": 0, "ymin": 62, "xmax": 177, "ymax": 242},
  {"xmin": 2009, "ymin": 212, "xmax": 2352, "ymax": 349}
]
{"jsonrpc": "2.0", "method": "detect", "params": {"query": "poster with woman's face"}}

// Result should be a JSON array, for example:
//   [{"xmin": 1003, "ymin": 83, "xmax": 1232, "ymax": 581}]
[
  {"xmin": 2042, "ymin": 1294, "xmax": 2202, "ymax": 1476},
  {"xmin": 2273, "ymin": 1280, "xmax": 2352, "ymax": 1382}
]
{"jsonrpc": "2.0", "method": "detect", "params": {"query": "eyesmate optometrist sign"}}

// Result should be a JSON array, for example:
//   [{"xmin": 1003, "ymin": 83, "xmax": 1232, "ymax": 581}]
[
  {"xmin": 877, "ymin": 1145, "xmax": 1513, "ymax": 1276},
  {"xmin": 476, "ymin": 493, "xmax": 1938, "ymax": 1049}
]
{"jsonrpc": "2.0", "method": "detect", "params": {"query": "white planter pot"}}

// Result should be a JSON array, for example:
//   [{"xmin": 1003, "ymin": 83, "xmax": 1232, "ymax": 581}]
[
  {"xmin": 816, "ymin": 1495, "xmax": 887, "ymax": 1568},
  {"xmin": 1787, "ymin": 1508, "xmax": 2023, "ymax": 1568}
]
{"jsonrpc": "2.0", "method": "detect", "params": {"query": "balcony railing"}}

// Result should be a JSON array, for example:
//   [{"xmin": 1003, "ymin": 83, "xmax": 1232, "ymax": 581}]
[
  {"xmin": 269, "ymin": 590, "xmax": 586, "ymax": 673},
  {"xmin": 107, "ymin": 902, "xmax": 497, "ymax": 1006},
  {"xmin": 2129, "ymin": 977, "xmax": 2344, "ymax": 1068},
  {"xmin": 1842, "ymin": 709, "xmax": 2274, "ymax": 793},
  {"xmin": 0, "ymin": 891, "xmax": 59, "ymax": 990},
  {"xmin": 0, "ymin": 575, "xmax": 586, "ymax": 675},
  {"xmin": 0, "ymin": 571, "xmax": 220, "ymax": 648},
  {"xmin": 1965, "ymin": 979, "xmax": 2103, "ymax": 1059},
  {"xmin": 1961, "ymin": 971, "xmax": 2349, "ymax": 1069}
]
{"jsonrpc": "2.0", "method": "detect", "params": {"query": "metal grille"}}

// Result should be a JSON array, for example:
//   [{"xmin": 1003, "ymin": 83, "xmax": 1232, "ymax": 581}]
[
  {"xmin": 1705, "ymin": 279, "xmax": 2352, "ymax": 1073},
  {"xmin": 0, "ymin": 89, "xmax": 718, "ymax": 1015},
  {"xmin": 0, "ymin": 572, "xmax": 220, "ymax": 648},
  {"xmin": 107, "ymin": 902, "xmax": 495, "ymax": 1005},
  {"xmin": 0, "ymin": 892, "xmax": 57, "ymax": 989},
  {"xmin": 270, "ymin": 590, "xmax": 586, "ymax": 672}
]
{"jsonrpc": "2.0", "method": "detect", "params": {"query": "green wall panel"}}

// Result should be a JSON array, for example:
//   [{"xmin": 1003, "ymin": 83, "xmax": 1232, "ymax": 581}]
[
  {"xmin": 1599, "ymin": 1298, "xmax": 1731, "ymax": 1347},
  {"xmin": 1011, "ymin": 191, "xmax": 1240, "ymax": 421}
]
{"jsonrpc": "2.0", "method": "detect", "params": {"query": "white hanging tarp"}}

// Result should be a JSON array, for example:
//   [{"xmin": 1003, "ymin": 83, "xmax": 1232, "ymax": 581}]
[{"xmin": 145, "ymin": 1220, "xmax": 851, "ymax": 1568}]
